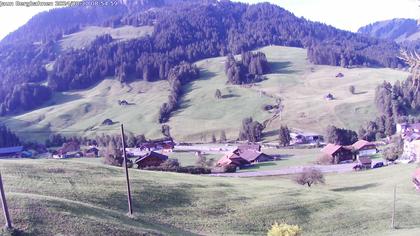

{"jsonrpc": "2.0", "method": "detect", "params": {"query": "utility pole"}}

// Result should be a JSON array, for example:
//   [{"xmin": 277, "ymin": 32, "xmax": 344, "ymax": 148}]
[
  {"xmin": 0, "ymin": 172, "xmax": 12, "ymax": 229},
  {"xmin": 391, "ymin": 185, "xmax": 396, "ymax": 229},
  {"xmin": 120, "ymin": 124, "xmax": 133, "ymax": 215}
]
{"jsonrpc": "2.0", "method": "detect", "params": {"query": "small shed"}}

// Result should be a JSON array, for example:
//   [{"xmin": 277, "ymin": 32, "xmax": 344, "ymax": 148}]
[
  {"xmin": 357, "ymin": 156, "xmax": 372, "ymax": 169},
  {"xmin": 135, "ymin": 151, "xmax": 168, "ymax": 168}
]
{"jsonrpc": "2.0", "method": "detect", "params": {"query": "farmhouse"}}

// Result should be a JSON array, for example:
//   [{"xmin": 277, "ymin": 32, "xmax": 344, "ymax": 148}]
[
  {"xmin": 291, "ymin": 132, "xmax": 324, "ymax": 145},
  {"xmin": 135, "ymin": 151, "xmax": 168, "ymax": 168},
  {"xmin": 234, "ymin": 149, "xmax": 274, "ymax": 163},
  {"xmin": 402, "ymin": 132, "xmax": 420, "ymax": 162},
  {"xmin": 321, "ymin": 143, "xmax": 354, "ymax": 164},
  {"xmin": 216, "ymin": 153, "xmax": 251, "ymax": 167},
  {"xmin": 335, "ymin": 72, "xmax": 344, "ymax": 78},
  {"xmin": 0, "ymin": 146, "xmax": 24, "ymax": 158},
  {"xmin": 352, "ymin": 140, "xmax": 377, "ymax": 157},
  {"xmin": 139, "ymin": 137, "xmax": 175, "ymax": 152},
  {"xmin": 216, "ymin": 145, "xmax": 273, "ymax": 168}
]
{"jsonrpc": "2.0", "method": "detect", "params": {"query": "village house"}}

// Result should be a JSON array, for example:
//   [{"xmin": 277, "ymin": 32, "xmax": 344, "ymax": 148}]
[
  {"xmin": 402, "ymin": 132, "xmax": 420, "ymax": 162},
  {"xmin": 290, "ymin": 132, "xmax": 324, "ymax": 145},
  {"xmin": 321, "ymin": 143, "xmax": 354, "ymax": 164},
  {"xmin": 0, "ymin": 146, "xmax": 24, "ymax": 158},
  {"xmin": 139, "ymin": 137, "xmax": 175, "ymax": 153},
  {"xmin": 216, "ymin": 144, "xmax": 273, "ymax": 169},
  {"xmin": 135, "ymin": 151, "xmax": 168, "ymax": 168},
  {"xmin": 352, "ymin": 140, "xmax": 377, "ymax": 158},
  {"xmin": 216, "ymin": 153, "xmax": 251, "ymax": 167}
]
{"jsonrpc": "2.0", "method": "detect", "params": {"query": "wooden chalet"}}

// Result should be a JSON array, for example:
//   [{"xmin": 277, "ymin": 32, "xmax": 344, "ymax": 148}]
[
  {"xmin": 352, "ymin": 140, "xmax": 377, "ymax": 157},
  {"xmin": 321, "ymin": 143, "xmax": 354, "ymax": 164},
  {"xmin": 216, "ymin": 153, "xmax": 251, "ymax": 167},
  {"xmin": 139, "ymin": 137, "xmax": 175, "ymax": 152},
  {"xmin": 233, "ymin": 149, "xmax": 273, "ymax": 163},
  {"xmin": 135, "ymin": 151, "xmax": 168, "ymax": 168}
]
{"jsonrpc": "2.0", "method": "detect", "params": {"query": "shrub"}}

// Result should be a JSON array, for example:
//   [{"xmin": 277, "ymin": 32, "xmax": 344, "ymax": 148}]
[
  {"xmin": 211, "ymin": 164, "xmax": 237, "ymax": 173},
  {"xmin": 267, "ymin": 222, "xmax": 302, "ymax": 236},
  {"xmin": 295, "ymin": 168, "xmax": 325, "ymax": 187},
  {"xmin": 349, "ymin": 85, "xmax": 355, "ymax": 94},
  {"xmin": 315, "ymin": 154, "xmax": 333, "ymax": 165}
]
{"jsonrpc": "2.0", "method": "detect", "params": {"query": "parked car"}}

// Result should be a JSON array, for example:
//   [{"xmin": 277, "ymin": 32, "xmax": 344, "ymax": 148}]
[{"xmin": 373, "ymin": 162, "xmax": 384, "ymax": 169}]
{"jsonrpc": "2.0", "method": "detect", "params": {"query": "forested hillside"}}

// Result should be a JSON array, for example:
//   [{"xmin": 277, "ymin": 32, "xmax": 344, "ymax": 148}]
[{"xmin": 0, "ymin": 0, "xmax": 406, "ymax": 116}]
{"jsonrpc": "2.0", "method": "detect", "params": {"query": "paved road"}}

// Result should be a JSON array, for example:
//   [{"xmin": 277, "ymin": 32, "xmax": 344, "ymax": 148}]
[{"xmin": 209, "ymin": 163, "xmax": 358, "ymax": 177}]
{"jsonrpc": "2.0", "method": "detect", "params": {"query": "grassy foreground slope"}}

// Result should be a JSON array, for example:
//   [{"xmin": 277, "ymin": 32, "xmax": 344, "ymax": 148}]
[
  {"xmin": 2, "ymin": 46, "xmax": 409, "ymax": 142},
  {"xmin": 0, "ymin": 159, "xmax": 420, "ymax": 235}
]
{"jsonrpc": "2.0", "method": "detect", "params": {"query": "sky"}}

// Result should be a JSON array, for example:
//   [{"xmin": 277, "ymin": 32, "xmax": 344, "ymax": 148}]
[{"xmin": 0, "ymin": 0, "xmax": 419, "ymax": 40}]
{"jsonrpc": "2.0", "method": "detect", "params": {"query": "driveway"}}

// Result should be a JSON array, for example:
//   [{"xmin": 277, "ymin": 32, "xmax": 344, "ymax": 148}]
[{"xmin": 210, "ymin": 163, "xmax": 363, "ymax": 177}]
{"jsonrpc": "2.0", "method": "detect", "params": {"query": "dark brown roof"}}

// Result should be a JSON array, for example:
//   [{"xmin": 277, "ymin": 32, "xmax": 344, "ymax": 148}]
[
  {"xmin": 238, "ymin": 150, "xmax": 262, "ymax": 162},
  {"xmin": 135, "ymin": 151, "xmax": 168, "ymax": 164},
  {"xmin": 321, "ymin": 143, "xmax": 343, "ymax": 155},
  {"xmin": 237, "ymin": 144, "xmax": 261, "ymax": 152},
  {"xmin": 352, "ymin": 140, "xmax": 375, "ymax": 151},
  {"xmin": 358, "ymin": 156, "xmax": 372, "ymax": 165}
]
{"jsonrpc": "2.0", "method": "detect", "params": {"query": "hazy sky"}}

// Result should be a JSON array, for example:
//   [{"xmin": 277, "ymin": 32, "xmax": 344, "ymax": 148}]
[{"xmin": 0, "ymin": 0, "xmax": 419, "ymax": 40}]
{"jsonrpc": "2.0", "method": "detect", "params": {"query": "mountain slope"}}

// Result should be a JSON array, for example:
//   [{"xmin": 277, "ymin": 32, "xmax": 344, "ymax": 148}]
[
  {"xmin": 2, "ymin": 46, "xmax": 409, "ymax": 142},
  {"xmin": 358, "ymin": 18, "xmax": 420, "ymax": 43}
]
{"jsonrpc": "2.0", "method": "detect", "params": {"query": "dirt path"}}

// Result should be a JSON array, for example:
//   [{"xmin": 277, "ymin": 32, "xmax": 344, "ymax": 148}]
[{"xmin": 209, "ymin": 163, "xmax": 358, "ymax": 177}]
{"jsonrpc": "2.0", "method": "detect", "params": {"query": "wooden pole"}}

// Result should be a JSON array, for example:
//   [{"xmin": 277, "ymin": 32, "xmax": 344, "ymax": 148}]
[
  {"xmin": 0, "ymin": 172, "xmax": 12, "ymax": 229},
  {"xmin": 391, "ymin": 185, "xmax": 396, "ymax": 229},
  {"xmin": 120, "ymin": 124, "xmax": 133, "ymax": 215}
]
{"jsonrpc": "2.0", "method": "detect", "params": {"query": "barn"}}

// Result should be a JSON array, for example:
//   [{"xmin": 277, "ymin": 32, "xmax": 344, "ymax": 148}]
[
  {"xmin": 135, "ymin": 151, "xmax": 168, "ymax": 168},
  {"xmin": 321, "ymin": 143, "xmax": 354, "ymax": 164}
]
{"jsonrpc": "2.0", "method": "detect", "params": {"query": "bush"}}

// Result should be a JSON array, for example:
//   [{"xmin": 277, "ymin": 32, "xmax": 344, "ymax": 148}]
[
  {"xmin": 267, "ymin": 222, "xmax": 302, "ymax": 236},
  {"xmin": 144, "ymin": 164, "xmax": 210, "ymax": 175},
  {"xmin": 211, "ymin": 164, "xmax": 237, "ymax": 173},
  {"xmin": 295, "ymin": 168, "xmax": 325, "ymax": 187},
  {"xmin": 315, "ymin": 154, "xmax": 333, "ymax": 165},
  {"xmin": 349, "ymin": 85, "xmax": 355, "ymax": 94}
]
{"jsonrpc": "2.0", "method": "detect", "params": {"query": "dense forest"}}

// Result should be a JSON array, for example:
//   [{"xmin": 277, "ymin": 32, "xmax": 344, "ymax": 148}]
[
  {"xmin": 0, "ymin": 0, "xmax": 409, "ymax": 116},
  {"xmin": 225, "ymin": 51, "xmax": 270, "ymax": 84},
  {"xmin": 0, "ymin": 124, "xmax": 21, "ymax": 148},
  {"xmin": 358, "ymin": 76, "xmax": 420, "ymax": 141}
]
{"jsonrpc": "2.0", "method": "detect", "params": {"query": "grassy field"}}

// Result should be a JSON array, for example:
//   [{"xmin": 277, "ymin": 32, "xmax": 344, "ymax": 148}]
[
  {"xmin": 59, "ymin": 26, "xmax": 154, "ymax": 50},
  {"xmin": 1, "ymin": 46, "xmax": 409, "ymax": 142},
  {"xmin": 0, "ymin": 158, "xmax": 420, "ymax": 235}
]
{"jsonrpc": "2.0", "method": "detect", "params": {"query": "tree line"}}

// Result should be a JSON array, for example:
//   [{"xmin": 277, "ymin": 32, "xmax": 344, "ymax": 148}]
[{"xmin": 224, "ymin": 51, "xmax": 270, "ymax": 84}]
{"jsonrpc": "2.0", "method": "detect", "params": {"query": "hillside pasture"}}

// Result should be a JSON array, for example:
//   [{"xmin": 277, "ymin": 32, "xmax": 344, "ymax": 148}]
[
  {"xmin": 59, "ymin": 26, "xmax": 154, "ymax": 50},
  {"xmin": 2, "ymin": 46, "xmax": 410, "ymax": 142}
]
